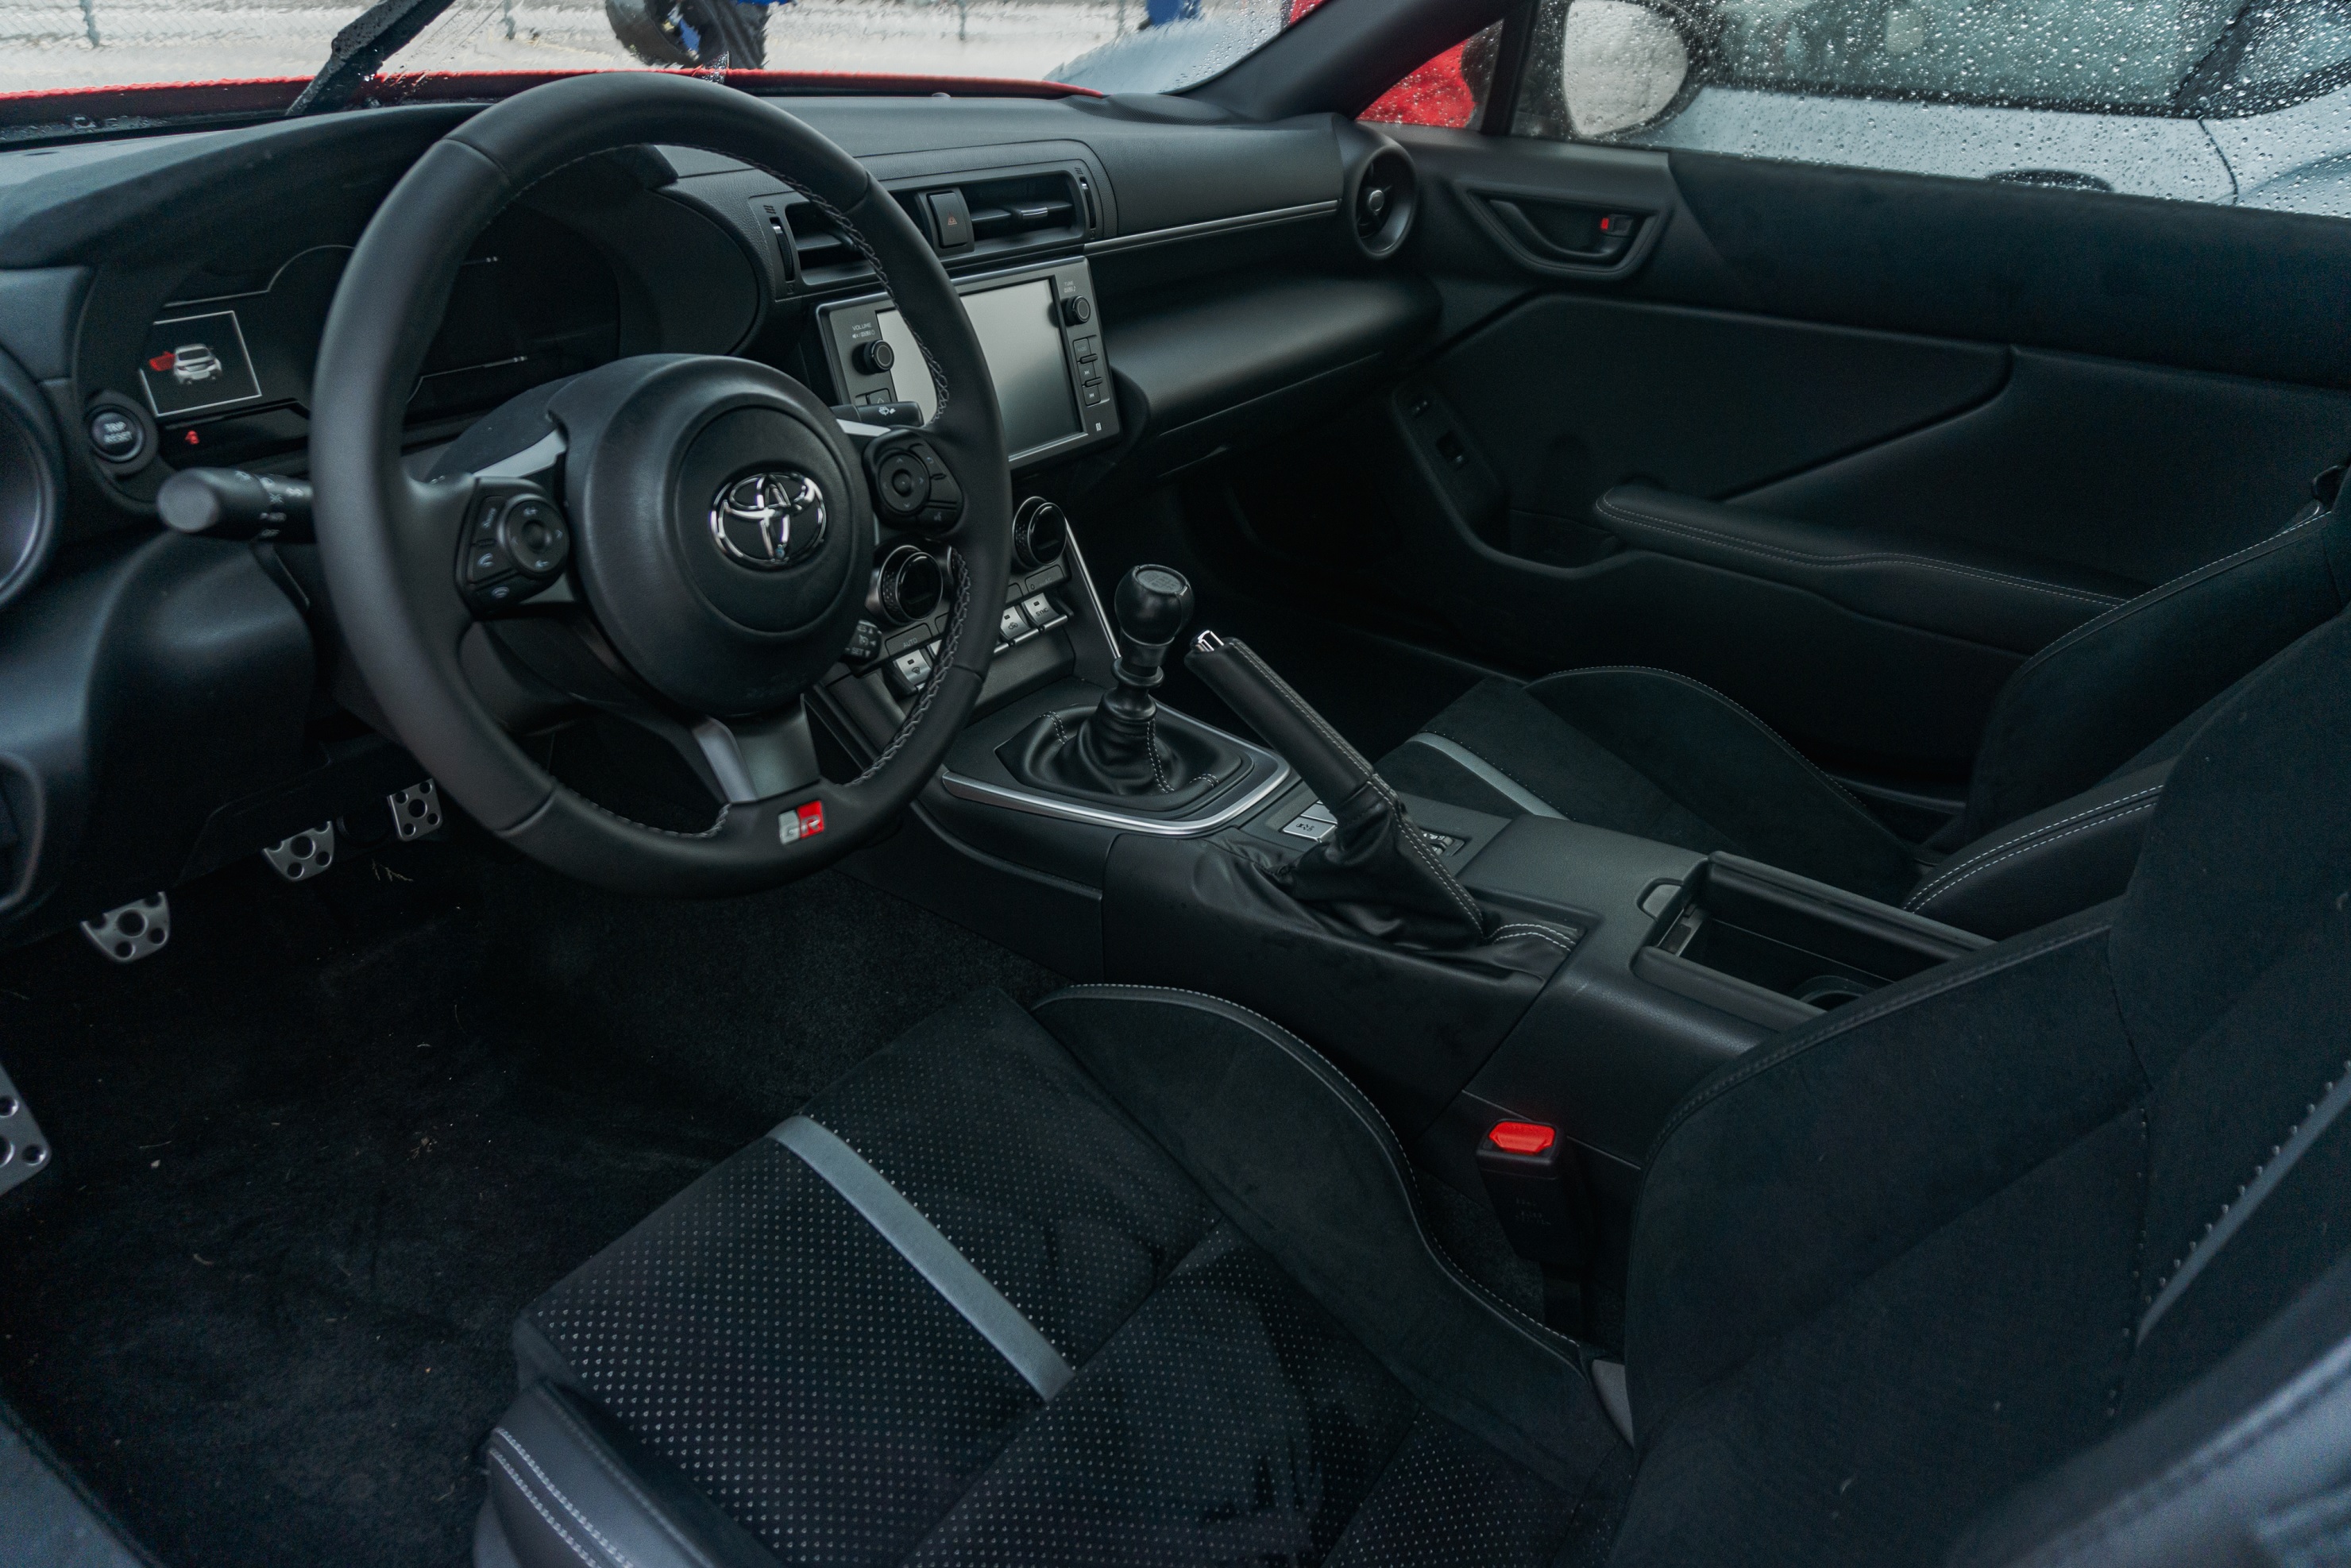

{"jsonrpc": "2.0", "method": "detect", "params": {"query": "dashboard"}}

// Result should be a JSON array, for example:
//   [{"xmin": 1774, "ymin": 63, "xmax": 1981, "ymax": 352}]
[{"xmin": 0, "ymin": 89, "xmax": 1440, "ymax": 945}]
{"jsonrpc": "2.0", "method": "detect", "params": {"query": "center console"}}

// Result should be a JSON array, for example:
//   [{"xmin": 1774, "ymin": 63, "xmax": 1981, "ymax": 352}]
[{"xmin": 805, "ymin": 259, "xmax": 1992, "ymax": 1299}]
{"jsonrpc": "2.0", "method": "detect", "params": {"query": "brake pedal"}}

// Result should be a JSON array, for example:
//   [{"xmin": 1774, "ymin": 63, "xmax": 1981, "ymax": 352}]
[
  {"xmin": 79, "ymin": 894, "xmax": 169, "ymax": 964},
  {"xmin": 262, "ymin": 821, "xmax": 335, "ymax": 881},
  {"xmin": 387, "ymin": 780, "xmax": 443, "ymax": 840},
  {"xmin": 0, "ymin": 1062, "xmax": 50, "ymax": 1198}
]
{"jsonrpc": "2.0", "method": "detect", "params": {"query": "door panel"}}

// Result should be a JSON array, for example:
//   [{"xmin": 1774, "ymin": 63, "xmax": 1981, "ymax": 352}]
[
  {"xmin": 1357, "ymin": 126, "xmax": 2351, "ymax": 779},
  {"xmin": 1423, "ymin": 292, "xmax": 2008, "ymax": 536}
]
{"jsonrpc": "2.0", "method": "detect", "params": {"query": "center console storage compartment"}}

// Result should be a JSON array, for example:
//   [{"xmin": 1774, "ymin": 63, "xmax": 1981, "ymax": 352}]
[{"xmin": 1635, "ymin": 853, "xmax": 1990, "ymax": 1030}]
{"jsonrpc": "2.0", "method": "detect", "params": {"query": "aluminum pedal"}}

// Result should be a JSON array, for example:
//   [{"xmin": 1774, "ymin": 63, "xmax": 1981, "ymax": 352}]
[
  {"xmin": 388, "ymin": 780, "xmax": 443, "ymax": 840},
  {"xmin": 0, "ymin": 1062, "xmax": 50, "ymax": 1198},
  {"xmin": 79, "ymin": 894, "xmax": 168, "ymax": 964},
  {"xmin": 261, "ymin": 821, "xmax": 334, "ymax": 881}
]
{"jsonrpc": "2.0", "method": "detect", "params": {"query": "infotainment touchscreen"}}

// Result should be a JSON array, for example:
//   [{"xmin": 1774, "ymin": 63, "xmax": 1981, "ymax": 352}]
[{"xmin": 874, "ymin": 279, "xmax": 1079, "ymax": 458}]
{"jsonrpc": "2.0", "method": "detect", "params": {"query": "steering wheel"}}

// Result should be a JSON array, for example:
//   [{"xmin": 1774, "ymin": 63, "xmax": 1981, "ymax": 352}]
[{"xmin": 310, "ymin": 73, "xmax": 1010, "ymax": 897}]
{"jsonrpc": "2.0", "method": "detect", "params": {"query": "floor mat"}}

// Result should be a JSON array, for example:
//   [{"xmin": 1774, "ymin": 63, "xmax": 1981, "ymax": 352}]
[{"xmin": 0, "ymin": 836, "xmax": 1060, "ymax": 1568}]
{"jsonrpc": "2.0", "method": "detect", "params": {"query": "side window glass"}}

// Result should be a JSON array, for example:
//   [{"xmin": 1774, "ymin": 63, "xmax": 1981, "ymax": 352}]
[
  {"xmin": 1360, "ymin": 21, "xmax": 1507, "ymax": 129},
  {"xmin": 1511, "ymin": 0, "xmax": 2351, "ymax": 216}
]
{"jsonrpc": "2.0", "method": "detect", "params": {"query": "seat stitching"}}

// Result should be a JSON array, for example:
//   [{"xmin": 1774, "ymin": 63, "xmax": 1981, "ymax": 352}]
[
  {"xmin": 1906, "ymin": 801, "xmax": 2160, "ymax": 916},
  {"xmin": 2138, "ymin": 1051, "xmax": 2351, "ymax": 1343},
  {"xmin": 1531, "ymin": 664, "xmax": 1894, "ymax": 833},
  {"xmin": 1647, "ymin": 921, "xmax": 2113, "ymax": 1163},
  {"xmin": 1595, "ymin": 496, "xmax": 2124, "ymax": 607},
  {"xmin": 487, "ymin": 1446, "xmax": 608, "ymax": 1568},
  {"xmin": 1046, "ymin": 983, "xmax": 1582, "ymax": 1365},
  {"xmin": 2004, "ymin": 511, "xmax": 2328, "ymax": 690},
  {"xmin": 1905, "ymin": 786, "xmax": 2167, "ymax": 910},
  {"xmin": 497, "ymin": 1428, "xmax": 639, "ymax": 1568},
  {"xmin": 536, "ymin": 1394, "xmax": 722, "ymax": 1568}
]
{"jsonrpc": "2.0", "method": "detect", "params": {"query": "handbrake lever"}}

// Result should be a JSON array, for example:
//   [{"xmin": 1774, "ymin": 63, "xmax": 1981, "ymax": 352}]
[{"xmin": 1187, "ymin": 629, "xmax": 1488, "ymax": 948}]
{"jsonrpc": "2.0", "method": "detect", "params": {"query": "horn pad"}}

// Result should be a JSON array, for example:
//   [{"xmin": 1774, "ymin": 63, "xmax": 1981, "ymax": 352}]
[{"xmin": 550, "ymin": 356, "xmax": 869, "ymax": 719}]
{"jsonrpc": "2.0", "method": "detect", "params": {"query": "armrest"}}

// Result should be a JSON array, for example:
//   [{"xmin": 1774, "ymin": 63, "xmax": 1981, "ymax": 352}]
[{"xmin": 1593, "ymin": 485, "xmax": 2139, "ymax": 652}]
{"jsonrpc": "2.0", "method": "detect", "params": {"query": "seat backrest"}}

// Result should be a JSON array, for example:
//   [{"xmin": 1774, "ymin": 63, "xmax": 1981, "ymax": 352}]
[
  {"xmin": 1955, "ymin": 490, "xmax": 2350, "ymax": 843},
  {"xmin": 1616, "ymin": 606, "xmax": 2351, "ymax": 1568}
]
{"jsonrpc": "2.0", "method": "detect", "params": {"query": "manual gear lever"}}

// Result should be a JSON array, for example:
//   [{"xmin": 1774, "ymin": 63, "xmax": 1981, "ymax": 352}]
[
  {"xmin": 1079, "ymin": 565, "xmax": 1196, "ymax": 780},
  {"xmin": 998, "ymin": 564, "xmax": 1233, "ymax": 801}
]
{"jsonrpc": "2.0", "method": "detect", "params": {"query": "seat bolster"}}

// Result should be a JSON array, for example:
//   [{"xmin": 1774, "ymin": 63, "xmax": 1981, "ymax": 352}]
[
  {"xmin": 1033, "ymin": 985, "xmax": 1623, "ymax": 1491},
  {"xmin": 1906, "ymin": 761, "xmax": 2173, "ymax": 938},
  {"xmin": 481, "ymin": 1382, "xmax": 781, "ymax": 1568}
]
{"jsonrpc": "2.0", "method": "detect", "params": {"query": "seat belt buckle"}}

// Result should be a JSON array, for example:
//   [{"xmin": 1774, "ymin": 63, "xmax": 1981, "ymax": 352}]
[{"xmin": 1476, "ymin": 1121, "xmax": 1590, "ymax": 1268}]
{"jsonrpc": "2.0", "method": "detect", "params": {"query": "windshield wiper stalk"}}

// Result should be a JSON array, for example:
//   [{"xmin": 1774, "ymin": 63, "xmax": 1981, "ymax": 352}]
[{"xmin": 286, "ymin": 0, "xmax": 461, "ymax": 116}]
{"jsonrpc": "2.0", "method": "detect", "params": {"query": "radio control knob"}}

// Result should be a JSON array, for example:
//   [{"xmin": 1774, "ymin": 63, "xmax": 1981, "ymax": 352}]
[
  {"xmin": 1059, "ymin": 295, "xmax": 1093, "ymax": 326},
  {"xmin": 854, "ymin": 339, "xmax": 895, "ymax": 375}
]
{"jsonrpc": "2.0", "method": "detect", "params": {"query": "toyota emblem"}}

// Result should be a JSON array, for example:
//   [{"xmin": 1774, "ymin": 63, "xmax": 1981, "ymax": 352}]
[{"xmin": 710, "ymin": 469, "xmax": 828, "ymax": 570}]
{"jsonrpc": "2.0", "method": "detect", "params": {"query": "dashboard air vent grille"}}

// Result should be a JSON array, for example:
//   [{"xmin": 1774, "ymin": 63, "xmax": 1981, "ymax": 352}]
[{"xmin": 783, "ymin": 202, "xmax": 872, "ymax": 286}]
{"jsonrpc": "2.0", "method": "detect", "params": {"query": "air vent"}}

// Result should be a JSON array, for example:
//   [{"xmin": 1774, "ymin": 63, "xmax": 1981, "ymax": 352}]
[
  {"xmin": 897, "ymin": 170, "xmax": 1091, "ymax": 265},
  {"xmin": 783, "ymin": 202, "xmax": 871, "ymax": 286}
]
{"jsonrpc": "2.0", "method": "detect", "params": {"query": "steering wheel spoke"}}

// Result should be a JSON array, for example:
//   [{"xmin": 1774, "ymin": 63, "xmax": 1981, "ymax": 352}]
[{"xmin": 311, "ymin": 71, "xmax": 1013, "ymax": 894}]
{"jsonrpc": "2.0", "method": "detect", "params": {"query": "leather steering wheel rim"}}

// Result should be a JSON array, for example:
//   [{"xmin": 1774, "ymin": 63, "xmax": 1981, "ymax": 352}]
[{"xmin": 310, "ymin": 72, "xmax": 1011, "ymax": 897}]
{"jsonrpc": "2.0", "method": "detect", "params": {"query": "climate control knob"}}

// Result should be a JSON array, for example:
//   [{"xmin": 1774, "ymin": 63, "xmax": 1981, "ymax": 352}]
[
  {"xmin": 1011, "ymin": 497, "xmax": 1068, "ymax": 570},
  {"xmin": 868, "ymin": 544, "xmax": 944, "ymax": 624}
]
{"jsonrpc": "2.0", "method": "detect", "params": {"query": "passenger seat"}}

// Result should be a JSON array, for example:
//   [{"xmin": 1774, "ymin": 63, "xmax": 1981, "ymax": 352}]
[{"xmin": 1379, "ymin": 488, "xmax": 2351, "ymax": 937}]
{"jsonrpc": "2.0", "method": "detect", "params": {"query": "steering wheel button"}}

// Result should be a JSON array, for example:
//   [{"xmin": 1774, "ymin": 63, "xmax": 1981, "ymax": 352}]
[{"xmin": 465, "ymin": 544, "xmax": 513, "ymax": 584}]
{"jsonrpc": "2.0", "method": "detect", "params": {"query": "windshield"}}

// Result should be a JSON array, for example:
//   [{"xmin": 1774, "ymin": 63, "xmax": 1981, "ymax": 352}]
[{"xmin": 0, "ymin": 0, "xmax": 1308, "ymax": 102}]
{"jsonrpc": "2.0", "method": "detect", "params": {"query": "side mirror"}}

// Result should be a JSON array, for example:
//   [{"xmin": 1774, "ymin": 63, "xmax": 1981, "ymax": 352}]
[{"xmin": 1558, "ymin": 0, "xmax": 1693, "ymax": 137}]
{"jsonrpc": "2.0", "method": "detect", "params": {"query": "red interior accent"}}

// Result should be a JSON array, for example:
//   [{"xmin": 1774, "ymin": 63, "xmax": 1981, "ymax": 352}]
[
  {"xmin": 1487, "ymin": 1121, "xmax": 1555, "ymax": 1155},
  {"xmin": 0, "ymin": 67, "xmax": 1098, "ymax": 129}
]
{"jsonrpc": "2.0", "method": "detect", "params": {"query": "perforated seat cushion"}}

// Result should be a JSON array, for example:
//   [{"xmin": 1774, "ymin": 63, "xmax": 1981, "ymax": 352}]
[{"xmin": 503, "ymin": 988, "xmax": 1627, "ymax": 1566}]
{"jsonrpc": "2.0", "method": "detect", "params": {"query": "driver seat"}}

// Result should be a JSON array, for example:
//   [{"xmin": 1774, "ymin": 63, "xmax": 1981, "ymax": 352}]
[{"xmin": 477, "ymin": 612, "xmax": 2351, "ymax": 1568}]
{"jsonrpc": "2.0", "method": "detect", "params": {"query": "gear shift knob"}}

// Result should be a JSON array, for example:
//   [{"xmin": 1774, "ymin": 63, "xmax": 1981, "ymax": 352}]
[{"xmin": 1112, "ymin": 565, "xmax": 1194, "ymax": 687}]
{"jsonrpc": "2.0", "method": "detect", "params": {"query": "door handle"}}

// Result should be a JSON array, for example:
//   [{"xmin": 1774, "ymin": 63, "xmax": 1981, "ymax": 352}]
[{"xmin": 1486, "ymin": 198, "xmax": 1643, "ymax": 263}]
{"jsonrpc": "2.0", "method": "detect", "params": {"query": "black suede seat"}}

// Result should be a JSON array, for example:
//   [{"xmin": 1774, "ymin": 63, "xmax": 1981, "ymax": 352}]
[
  {"xmin": 480, "ymin": 609, "xmax": 2351, "ymax": 1568},
  {"xmin": 1380, "ymin": 495, "xmax": 2351, "ymax": 936}
]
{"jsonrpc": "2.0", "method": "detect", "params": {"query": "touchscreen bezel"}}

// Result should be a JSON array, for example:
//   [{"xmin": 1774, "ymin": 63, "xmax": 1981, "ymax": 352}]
[{"xmin": 816, "ymin": 257, "xmax": 1116, "ymax": 470}]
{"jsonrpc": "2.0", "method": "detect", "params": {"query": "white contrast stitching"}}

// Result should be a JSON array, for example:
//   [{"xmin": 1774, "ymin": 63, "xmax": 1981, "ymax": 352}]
[
  {"xmin": 535, "ymin": 1396, "xmax": 722, "ymax": 1568},
  {"xmin": 1907, "ymin": 798, "xmax": 2161, "ymax": 915},
  {"xmin": 1596, "ymin": 496, "xmax": 2124, "ymax": 608},
  {"xmin": 2005, "ymin": 510, "xmax": 2329, "ymax": 689},
  {"xmin": 488, "ymin": 1448, "xmax": 605, "ymax": 1568},
  {"xmin": 496, "ymin": 1429, "xmax": 638, "ymax": 1568},
  {"xmin": 1490, "ymin": 922, "xmax": 1581, "ymax": 954},
  {"xmin": 1905, "ymin": 784, "xmax": 2168, "ymax": 910}
]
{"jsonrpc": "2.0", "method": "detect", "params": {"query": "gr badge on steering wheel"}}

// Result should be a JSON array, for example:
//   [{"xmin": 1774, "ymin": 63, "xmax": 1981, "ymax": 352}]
[{"xmin": 308, "ymin": 72, "xmax": 1011, "ymax": 898}]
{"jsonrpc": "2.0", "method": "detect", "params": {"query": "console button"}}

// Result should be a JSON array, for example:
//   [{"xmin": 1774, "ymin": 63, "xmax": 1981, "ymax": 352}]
[
  {"xmin": 1021, "ymin": 593, "xmax": 1064, "ymax": 629},
  {"xmin": 998, "ymin": 605, "xmax": 1032, "ymax": 644},
  {"xmin": 890, "ymin": 647, "xmax": 933, "ymax": 692},
  {"xmin": 924, "ymin": 190, "xmax": 974, "ymax": 252},
  {"xmin": 87, "ymin": 406, "xmax": 145, "ymax": 463}
]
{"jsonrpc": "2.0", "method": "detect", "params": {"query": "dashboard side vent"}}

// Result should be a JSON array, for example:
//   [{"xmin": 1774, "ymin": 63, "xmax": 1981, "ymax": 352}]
[{"xmin": 782, "ymin": 201, "xmax": 872, "ymax": 286}]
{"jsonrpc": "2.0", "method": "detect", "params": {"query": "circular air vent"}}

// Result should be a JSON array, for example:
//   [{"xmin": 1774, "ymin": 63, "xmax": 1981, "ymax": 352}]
[
  {"xmin": 0, "ymin": 352, "xmax": 61, "ymax": 614},
  {"xmin": 1351, "ymin": 147, "xmax": 1418, "ymax": 261}
]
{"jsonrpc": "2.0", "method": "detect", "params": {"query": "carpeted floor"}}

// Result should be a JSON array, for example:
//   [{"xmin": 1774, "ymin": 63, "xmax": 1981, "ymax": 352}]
[{"xmin": 0, "ymin": 833, "xmax": 1060, "ymax": 1568}]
